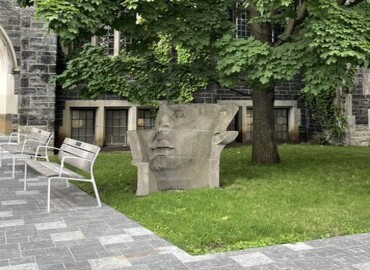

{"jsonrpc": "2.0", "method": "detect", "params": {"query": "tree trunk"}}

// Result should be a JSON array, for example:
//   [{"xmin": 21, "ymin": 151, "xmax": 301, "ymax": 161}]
[{"xmin": 252, "ymin": 86, "xmax": 280, "ymax": 164}]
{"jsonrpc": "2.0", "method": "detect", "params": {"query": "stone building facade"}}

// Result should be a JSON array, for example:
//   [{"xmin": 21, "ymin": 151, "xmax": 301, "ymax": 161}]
[
  {"xmin": 2, "ymin": 0, "xmax": 370, "ymax": 147},
  {"xmin": 0, "ymin": 0, "xmax": 56, "ymax": 136}
]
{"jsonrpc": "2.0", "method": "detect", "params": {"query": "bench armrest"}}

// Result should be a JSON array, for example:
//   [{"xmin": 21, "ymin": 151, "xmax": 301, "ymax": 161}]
[
  {"xmin": 22, "ymin": 139, "xmax": 48, "ymax": 152},
  {"xmin": 0, "ymin": 132, "xmax": 28, "ymax": 144},
  {"xmin": 60, "ymin": 156, "xmax": 92, "ymax": 176},
  {"xmin": 35, "ymin": 145, "xmax": 61, "ymax": 161}
]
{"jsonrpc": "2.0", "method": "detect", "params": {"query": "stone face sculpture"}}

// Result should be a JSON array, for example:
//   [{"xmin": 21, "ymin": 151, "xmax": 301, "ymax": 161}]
[{"xmin": 128, "ymin": 103, "xmax": 238, "ymax": 196}]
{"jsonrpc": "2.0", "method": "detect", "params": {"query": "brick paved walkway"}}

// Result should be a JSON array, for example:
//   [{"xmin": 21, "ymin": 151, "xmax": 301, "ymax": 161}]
[{"xmin": 0, "ymin": 157, "xmax": 370, "ymax": 269}]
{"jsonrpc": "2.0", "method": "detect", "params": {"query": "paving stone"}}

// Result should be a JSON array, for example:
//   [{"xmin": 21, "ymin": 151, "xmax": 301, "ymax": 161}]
[
  {"xmin": 36, "ymin": 250, "xmax": 75, "ymax": 266},
  {"xmin": 96, "ymin": 250, "xmax": 126, "ymax": 258},
  {"xmin": 88, "ymin": 256, "xmax": 132, "ymax": 269},
  {"xmin": 230, "ymin": 252, "xmax": 274, "ymax": 268},
  {"xmin": 310, "ymin": 246, "xmax": 354, "ymax": 258},
  {"xmin": 15, "ymin": 190, "xmax": 40, "ymax": 196},
  {"xmin": 271, "ymin": 261, "xmax": 304, "ymax": 270},
  {"xmin": 208, "ymin": 265, "xmax": 246, "ymax": 270},
  {"xmin": 284, "ymin": 243, "xmax": 313, "ymax": 251},
  {"xmin": 0, "ymin": 219, "xmax": 24, "ymax": 228},
  {"xmin": 64, "ymin": 260, "xmax": 91, "ymax": 270},
  {"xmin": 50, "ymin": 230, "xmax": 85, "ymax": 242},
  {"xmin": 290, "ymin": 256, "xmax": 341, "ymax": 270},
  {"xmin": 104, "ymin": 242, "xmax": 134, "ymax": 254},
  {"xmin": 1, "ymin": 200, "xmax": 27, "ymax": 206},
  {"xmin": 21, "ymin": 248, "xmax": 46, "ymax": 257},
  {"xmin": 73, "ymin": 239, "xmax": 100, "ymax": 249},
  {"xmin": 185, "ymin": 256, "xmax": 238, "ymax": 270},
  {"xmin": 0, "ymin": 246, "xmax": 21, "ymax": 260},
  {"xmin": 129, "ymin": 253, "xmax": 178, "ymax": 266},
  {"xmin": 353, "ymin": 262, "xmax": 370, "ymax": 270},
  {"xmin": 328, "ymin": 254, "xmax": 364, "ymax": 266},
  {"xmin": 0, "ymin": 263, "xmax": 38, "ymax": 270},
  {"xmin": 6, "ymin": 236, "xmax": 29, "ymax": 244},
  {"xmin": 245, "ymin": 264, "xmax": 282, "ymax": 270},
  {"xmin": 34, "ymin": 221, "xmax": 67, "ymax": 231},
  {"xmin": 6, "ymin": 228, "xmax": 37, "ymax": 238},
  {"xmin": 146, "ymin": 259, "xmax": 191, "ymax": 270},
  {"xmin": 122, "ymin": 266, "xmax": 150, "ymax": 270},
  {"xmin": 124, "ymin": 227, "xmax": 155, "ymax": 237},
  {"xmin": 9, "ymin": 256, "xmax": 35, "ymax": 265},
  {"xmin": 45, "ymin": 246, "xmax": 71, "ymax": 255},
  {"xmin": 69, "ymin": 243, "xmax": 106, "ymax": 255},
  {"xmin": 19, "ymin": 240, "xmax": 54, "ymax": 250},
  {"xmin": 38, "ymin": 264, "xmax": 66, "ymax": 270},
  {"xmin": 98, "ymin": 234, "xmax": 135, "ymax": 245},
  {"xmin": 0, "ymin": 211, "xmax": 13, "ymax": 218},
  {"xmin": 72, "ymin": 251, "xmax": 102, "ymax": 261}
]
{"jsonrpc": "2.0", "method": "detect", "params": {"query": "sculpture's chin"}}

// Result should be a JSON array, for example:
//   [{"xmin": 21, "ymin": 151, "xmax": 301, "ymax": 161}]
[{"xmin": 149, "ymin": 155, "xmax": 192, "ymax": 172}]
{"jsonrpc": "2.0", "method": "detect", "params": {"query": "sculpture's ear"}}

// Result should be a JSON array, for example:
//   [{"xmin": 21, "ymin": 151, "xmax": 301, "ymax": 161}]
[{"xmin": 213, "ymin": 131, "xmax": 238, "ymax": 145}]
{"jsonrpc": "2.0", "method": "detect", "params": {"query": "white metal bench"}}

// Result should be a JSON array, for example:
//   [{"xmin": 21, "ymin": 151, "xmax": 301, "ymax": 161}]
[
  {"xmin": 23, "ymin": 138, "xmax": 102, "ymax": 212},
  {"xmin": 0, "ymin": 128, "xmax": 53, "ymax": 179}
]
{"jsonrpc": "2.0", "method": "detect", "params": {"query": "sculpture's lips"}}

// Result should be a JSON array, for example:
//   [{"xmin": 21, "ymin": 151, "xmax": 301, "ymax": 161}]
[
  {"xmin": 151, "ymin": 138, "xmax": 174, "ymax": 150},
  {"xmin": 151, "ymin": 145, "xmax": 174, "ymax": 156}
]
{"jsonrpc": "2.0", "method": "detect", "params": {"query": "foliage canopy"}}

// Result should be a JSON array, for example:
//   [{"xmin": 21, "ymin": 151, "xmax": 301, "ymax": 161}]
[
  {"xmin": 20, "ymin": 0, "xmax": 370, "ymax": 105},
  {"xmin": 18, "ymin": 0, "xmax": 370, "ymax": 157}
]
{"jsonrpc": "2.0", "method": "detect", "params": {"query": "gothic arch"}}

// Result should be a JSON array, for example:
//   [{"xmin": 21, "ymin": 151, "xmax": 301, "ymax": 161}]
[
  {"xmin": 0, "ymin": 26, "xmax": 19, "ymax": 74},
  {"xmin": 0, "ymin": 25, "xmax": 19, "ymax": 134}
]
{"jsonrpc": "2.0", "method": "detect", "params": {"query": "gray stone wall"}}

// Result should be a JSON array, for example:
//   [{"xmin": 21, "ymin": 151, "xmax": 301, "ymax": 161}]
[
  {"xmin": 0, "ymin": 0, "xmax": 21, "ymax": 61},
  {"xmin": 352, "ymin": 69, "xmax": 370, "ymax": 125},
  {"xmin": 0, "ymin": 1, "xmax": 57, "ymax": 134},
  {"xmin": 18, "ymin": 7, "xmax": 56, "ymax": 132},
  {"xmin": 193, "ymin": 77, "xmax": 318, "ymax": 141}
]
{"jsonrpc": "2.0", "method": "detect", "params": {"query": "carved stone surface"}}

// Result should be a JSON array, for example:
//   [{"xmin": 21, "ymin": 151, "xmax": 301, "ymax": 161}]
[{"xmin": 128, "ymin": 103, "xmax": 238, "ymax": 196}]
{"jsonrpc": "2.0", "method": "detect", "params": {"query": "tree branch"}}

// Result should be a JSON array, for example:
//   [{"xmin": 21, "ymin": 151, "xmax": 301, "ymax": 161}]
[
  {"xmin": 337, "ymin": 0, "xmax": 366, "ymax": 6},
  {"xmin": 275, "ymin": 2, "xmax": 308, "ymax": 46},
  {"xmin": 247, "ymin": 4, "xmax": 273, "ymax": 44}
]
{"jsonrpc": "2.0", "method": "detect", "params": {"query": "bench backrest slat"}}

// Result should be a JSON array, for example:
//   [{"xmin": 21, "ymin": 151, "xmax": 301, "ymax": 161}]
[
  {"xmin": 28, "ymin": 128, "xmax": 52, "ymax": 143},
  {"xmin": 24, "ymin": 128, "xmax": 53, "ymax": 150},
  {"xmin": 58, "ymin": 138, "xmax": 100, "ymax": 172}
]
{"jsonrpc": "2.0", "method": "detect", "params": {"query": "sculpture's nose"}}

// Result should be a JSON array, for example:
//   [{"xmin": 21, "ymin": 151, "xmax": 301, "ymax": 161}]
[{"xmin": 157, "ymin": 113, "xmax": 172, "ymax": 130}]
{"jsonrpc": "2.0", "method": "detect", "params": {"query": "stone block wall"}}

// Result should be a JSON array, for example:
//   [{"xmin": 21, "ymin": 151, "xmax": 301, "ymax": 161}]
[
  {"xmin": 352, "ymin": 68, "xmax": 370, "ymax": 125},
  {"xmin": 0, "ymin": 1, "xmax": 57, "ymax": 135},
  {"xmin": 18, "ymin": 8, "xmax": 56, "ymax": 133},
  {"xmin": 193, "ymin": 76, "xmax": 319, "ymax": 141}
]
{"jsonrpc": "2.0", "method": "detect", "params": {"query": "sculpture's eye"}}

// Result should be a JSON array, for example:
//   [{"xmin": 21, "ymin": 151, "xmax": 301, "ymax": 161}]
[{"xmin": 172, "ymin": 110, "xmax": 187, "ymax": 118}]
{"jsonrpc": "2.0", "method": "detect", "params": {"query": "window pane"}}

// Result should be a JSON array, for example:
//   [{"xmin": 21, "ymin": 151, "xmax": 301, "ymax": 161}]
[
  {"xmin": 105, "ymin": 109, "xmax": 128, "ymax": 145},
  {"xmin": 245, "ymin": 108, "xmax": 289, "ymax": 142},
  {"xmin": 70, "ymin": 109, "xmax": 95, "ymax": 143},
  {"xmin": 137, "ymin": 109, "xmax": 156, "ymax": 130}
]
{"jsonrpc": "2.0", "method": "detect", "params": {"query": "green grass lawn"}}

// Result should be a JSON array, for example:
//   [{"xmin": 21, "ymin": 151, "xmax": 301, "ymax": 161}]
[{"xmin": 78, "ymin": 144, "xmax": 370, "ymax": 254}]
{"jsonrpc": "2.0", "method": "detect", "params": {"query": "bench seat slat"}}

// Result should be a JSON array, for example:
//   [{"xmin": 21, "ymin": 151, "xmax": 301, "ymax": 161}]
[
  {"xmin": 25, "ymin": 159, "xmax": 84, "ymax": 179},
  {"xmin": 2, "ymin": 144, "xmax": 36, "ymax": 155}
]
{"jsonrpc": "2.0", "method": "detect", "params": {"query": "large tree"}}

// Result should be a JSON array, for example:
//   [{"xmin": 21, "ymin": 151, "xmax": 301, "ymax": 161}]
[{"xmin": 20, "ymin": 0, "xmax": 370, "ymax": 164}]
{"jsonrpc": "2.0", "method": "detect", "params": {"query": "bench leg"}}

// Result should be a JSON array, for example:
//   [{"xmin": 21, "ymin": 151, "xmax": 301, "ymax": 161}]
[
  {"xmin": 24, "ymin": 163, "xmax": 28, "ymax": 191},
  {"xmin": 0, "ymin": 146, "xmax": 3, "ymax": 167},
  {"xmin": 12, "ymin": 156, "xmax": 15, "ymax": 179},
  {"xmin": 91, "ymin": 179, "xmax": 101, "ymax": 208},
  {"xmin": 47, "ymin": 178, "xmax": 51, "ymax": 212}
]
